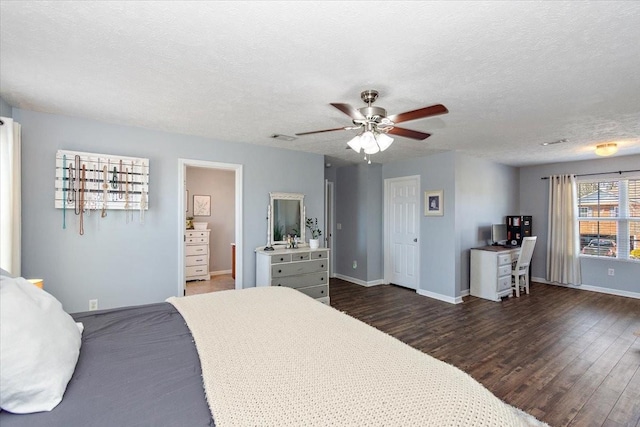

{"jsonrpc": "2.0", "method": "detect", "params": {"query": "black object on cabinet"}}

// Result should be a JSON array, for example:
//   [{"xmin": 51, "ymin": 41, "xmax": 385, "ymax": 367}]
[{"xmin": 506, "ymin": 216, "xmax": 532, "ymax": 246}]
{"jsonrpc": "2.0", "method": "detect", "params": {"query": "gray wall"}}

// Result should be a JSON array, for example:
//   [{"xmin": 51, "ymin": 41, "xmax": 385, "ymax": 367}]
[
  {"xmin": 186, "ymin": 167, "xmax": 235, "ymax": 272},
  {"xmin": 333, "ymin": 163, "xmax": 382, "ymax": 282},
  {"xmin": 0, "ymin": 97, "xmax": 12, "ymax": 117},
  {"xmin": 455, "ymin": 153, "xmax": 519, "ymax": 294},
  {"xmin": 519, "ymin": 154, "xmax": 640, "ymax": 293},
  {"xmin": 324, "ymin": 162, "xmax": 337, "ymax": 183},
  {"xmin": 14, "ymin": 108, "xmax": 325, "ymax": 312},
  {"xmin": 366, "ymin": 164, "xmax": 383, "ymax": 281}
]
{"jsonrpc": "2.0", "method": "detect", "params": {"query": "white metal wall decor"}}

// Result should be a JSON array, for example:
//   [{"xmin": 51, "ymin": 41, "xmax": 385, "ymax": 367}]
[{"xmin": 55, "ymin": 150, "xmax": 149, "ymax": 234}]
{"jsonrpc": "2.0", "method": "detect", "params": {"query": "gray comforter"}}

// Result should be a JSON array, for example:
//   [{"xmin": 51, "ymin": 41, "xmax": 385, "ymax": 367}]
[{"xmin": 0, "ymin": 303, "xmax": 213, "ymax": 426}]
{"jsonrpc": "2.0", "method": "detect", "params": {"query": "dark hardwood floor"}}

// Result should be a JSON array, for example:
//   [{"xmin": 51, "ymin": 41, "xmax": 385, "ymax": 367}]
[{"xmin": 329, "ymin": 278, "xmax": 640, "ymax": 427}]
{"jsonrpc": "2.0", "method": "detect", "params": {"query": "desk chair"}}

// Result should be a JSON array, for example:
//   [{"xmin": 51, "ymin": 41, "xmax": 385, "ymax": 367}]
[{"xmin": 512, "ymin": 236, "xmax": 537, "ymax": 297}]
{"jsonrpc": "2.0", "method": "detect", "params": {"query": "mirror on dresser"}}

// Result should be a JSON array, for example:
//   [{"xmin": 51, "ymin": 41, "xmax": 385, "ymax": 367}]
[{"xmin": 267, "ymin": 192, "xmax": 305, "ymax": 247}]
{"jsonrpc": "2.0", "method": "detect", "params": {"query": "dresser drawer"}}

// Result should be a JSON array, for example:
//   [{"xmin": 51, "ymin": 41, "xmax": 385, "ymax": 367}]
[
  {"xmin": 291, "ymin": 252, "xmax": 310, "ymax": 261},
  {"xmin": 271, "ymin": 254, "xmax": 292, "ymax": 264},
  {"xmin": 497, "ymin": 253, "xmax": 512, "ymax": 266},
  {"xmin": 316, "ymin": 296, "xmax": 330, "ymax": 305},
  {"xmin": 186, "ymin": 255, "xmax": 208, "ymax": 267},
  {"xmin": 272, "ymin": 272, "xmax": 328, "ymax": 289},
  {"xmin": 497, "ymin": 275, "xmax": 512, "ymax": 292},
  {"xmin": 186, "ymin": 236, "xmax": 209, "ymax": 244},
  {"xmin": 298, "ymin": 284, "xmax": 328, "ymax": 299},
  {"xmin": 186, "ymin": 230, "xmax": 209, "ymax": 238},
  {"xmin": 186, "ymin": 265, "xmax": 209, "ymax": 277},
  {"xmin": 186, "ymin": 245, "xmax": 208, "ymax": 256},
  {"xmin": 498, "ymin": 264, "xmax": 511, "ymax": 277},
  {"xmin": 309, "ymin": 250, "xmax": 328, "ymax": 260},
  {"xmin": 272, "ymin": 259, "xmax": 328, "ymax": 278}
]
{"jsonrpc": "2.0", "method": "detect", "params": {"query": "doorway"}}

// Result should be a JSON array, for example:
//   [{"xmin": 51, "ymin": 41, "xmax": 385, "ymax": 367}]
[
  {"xmin": 177, "ymin": 159, "xmax": 243, "ymax": 297},
  {"xmin": 384, "ymin": 175, "xmax": 420, "ymax": 290}
]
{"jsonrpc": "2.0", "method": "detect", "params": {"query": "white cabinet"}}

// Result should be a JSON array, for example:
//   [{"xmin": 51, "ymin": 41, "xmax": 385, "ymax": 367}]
[
  {"xmin": 186, "ymin": 230, "xmax": 210, "ymax": 281},
  {"xmin": 470, "ymin": 246, "xmax": 519, "ymax": 301},
  {"xmin": 256, "ymin": 248, "xmax": 330, "ymax": 304}
]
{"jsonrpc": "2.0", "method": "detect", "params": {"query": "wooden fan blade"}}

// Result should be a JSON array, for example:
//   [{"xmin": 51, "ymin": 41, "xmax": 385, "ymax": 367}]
[
  {"xmin": 387, "ymin": 104, "xmax": 448, "ymax": 124},
  {"xmin": 330, "ymin": 103, "xmax": 365, "ymax": 120},
  {"xmin": 295, "ymin": 126, "xmax": 349, "ymax": 136},
  {"xmin": 387, "ymin": 127, "xmax": 431, "ymax": 140}
]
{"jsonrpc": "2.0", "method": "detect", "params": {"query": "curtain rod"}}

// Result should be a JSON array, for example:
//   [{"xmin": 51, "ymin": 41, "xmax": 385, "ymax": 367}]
[{"xmin": 541, "ymin": 169, "xmax": 640, "ymax": 180}]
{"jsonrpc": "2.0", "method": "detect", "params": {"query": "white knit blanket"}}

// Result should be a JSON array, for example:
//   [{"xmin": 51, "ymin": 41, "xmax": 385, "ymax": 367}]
[{"xmin": 168, "ymin": 287, "xmax": 547, "ymax": 427}]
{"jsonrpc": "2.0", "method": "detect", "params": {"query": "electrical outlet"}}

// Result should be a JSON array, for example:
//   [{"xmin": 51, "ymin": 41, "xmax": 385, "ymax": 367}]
[
  {"xmin": 608, "ymin": 268, "xmax": 615, "ymax": 276},
  {"xmin": 352, "ymin": 260, "xmax": 357, "ymax": 269},
  {"xmin": 89, "ymin": 299, "xmax": 98, "ymax": 311}
]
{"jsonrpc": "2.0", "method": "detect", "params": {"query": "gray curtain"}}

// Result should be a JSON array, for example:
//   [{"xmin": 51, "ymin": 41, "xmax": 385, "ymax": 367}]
[{"xmin": 546, "ymin": 175, "xmax": 581, "ymax": 285}]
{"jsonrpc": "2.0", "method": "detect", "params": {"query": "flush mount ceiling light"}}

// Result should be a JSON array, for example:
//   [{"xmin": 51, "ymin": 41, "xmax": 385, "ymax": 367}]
[{"xmin": 595, "ymin": 143, "xmax": 618, "ymax": 156}]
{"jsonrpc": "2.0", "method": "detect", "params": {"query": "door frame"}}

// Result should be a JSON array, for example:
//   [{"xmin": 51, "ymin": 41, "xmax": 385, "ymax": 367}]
[
  {"xmin": 383, "ymin": 175, "xmax": 420, "ymax": 289},
  {"xmin": 324, "ymin": 179, "xmax": 335, "ymax": 277},
  {"xmin": 177, "ymin": 158, "xmax": 243, "ymax": 296}
]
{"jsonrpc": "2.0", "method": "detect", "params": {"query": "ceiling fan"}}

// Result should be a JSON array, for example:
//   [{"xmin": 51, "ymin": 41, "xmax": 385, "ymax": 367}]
[{"xmin": 295, "ymin": 89, "xmax": 448, "ymax": 142}]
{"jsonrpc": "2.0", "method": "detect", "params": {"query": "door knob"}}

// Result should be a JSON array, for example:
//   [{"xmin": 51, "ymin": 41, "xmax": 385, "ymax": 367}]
[{"xmin": 413, "ymin": 238, "xmax": 418, "ymax": 242}]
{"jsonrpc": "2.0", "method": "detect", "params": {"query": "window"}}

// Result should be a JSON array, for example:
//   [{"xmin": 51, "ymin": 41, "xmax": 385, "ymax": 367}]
[
  {"xmin": 579, "ymin": 207, "xmax": 592, "ymax": 217},
  {"xmin": 577, "ymin": 179, "xmax": 640, "ymax": 259}
]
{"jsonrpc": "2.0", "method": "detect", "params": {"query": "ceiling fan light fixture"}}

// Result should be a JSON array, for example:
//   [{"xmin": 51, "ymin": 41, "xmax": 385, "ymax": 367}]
[
  {"xmin": 347, "ymin": 135, "xmax": 362, "ymax": 153},
  {"xmin": 363, "ymin": 144, "xmax": 380, "ymax": 155},
  {"xmin": 376, "ymin": 133, "xmax": 394, "ymax": 151},
  {"xmin": 296, "ymin": 89, "xmax": 447, "ymax": 163},
  {"xmin": 595, "ymin": 142, "xmax": 618, "ymax": 156},
  {"xmin": 360, "ymin": 131, "xmax": 377, "ymax": 151}
]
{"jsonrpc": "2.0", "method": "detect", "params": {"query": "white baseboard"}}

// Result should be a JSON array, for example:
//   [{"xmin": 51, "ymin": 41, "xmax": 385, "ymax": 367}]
[
  {"xmin": 336, "ymin": 274, "xmax": 467, "ymax": 304},
  {"xmin": 532, "ymin": 276, "xmax": 640, "ymax": 300},
  {"xmin": 416, "ymin": 289, "xmax": 464, "ymax": 305},
  {"xmin": 460, "ymin": 289, "xmax": 470, "ymax": 297},
  {"xmin": 334, "ymin": 274, "xmax": 384, "ymax": 287},
  {"xmin": 210, "ymin": 269, "xmax": 232, "ymax": 276}
]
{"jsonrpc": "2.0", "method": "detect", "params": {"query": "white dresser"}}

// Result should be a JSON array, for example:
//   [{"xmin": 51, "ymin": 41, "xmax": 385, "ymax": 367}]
[
  {"xmin": 185, "ymin": 229, "xmax": 210, "ymax": 281},
  {"xmin": 256, "ymin": 247, "xmax": 330, "ymax": 304},
  {"xmin": 470, "ymin": 246, "xmax": 520, "ymax": 301}
]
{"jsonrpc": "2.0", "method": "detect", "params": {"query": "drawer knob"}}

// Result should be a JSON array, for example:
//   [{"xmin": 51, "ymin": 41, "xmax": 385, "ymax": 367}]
[
  {"xmin": 280, "ymin": 257, "xmax": 284, "ymax": 261},
  {"xmin": 320, "ymin": 277, "xmax": 324, "ymax": 281},
  {"xmin": 278, "ymin": 269, "xmax": 282, "ymax": 273},
  {"xmin": 276, "ymin": 284, "xmax": 281, "ymax": 286},
  {"xmin": 321, "ymin": 264, "xmax": 324, "ymax": 268},
  {"xmin": 299, "ymin": 256, "xmax": 304, "ymax": 259},
  {"xmin": 320, "ymin": 290, "xmax": 324, "ymax": 294}
]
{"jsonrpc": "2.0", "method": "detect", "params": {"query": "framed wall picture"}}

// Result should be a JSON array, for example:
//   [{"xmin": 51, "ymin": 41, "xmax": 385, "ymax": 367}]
[
  {"xmin": 193, "ymin": 195, "xmax": 211, "ymax": 216},
  {"xmin": 424, "ymin": 190, "xmax": 443, "ymax": 216}
]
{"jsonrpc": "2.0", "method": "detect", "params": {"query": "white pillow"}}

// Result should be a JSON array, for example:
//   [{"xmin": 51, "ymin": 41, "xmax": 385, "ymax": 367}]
[{"xmin": 0, "ymin": 275, "xmax": 82, "ymax": 413}]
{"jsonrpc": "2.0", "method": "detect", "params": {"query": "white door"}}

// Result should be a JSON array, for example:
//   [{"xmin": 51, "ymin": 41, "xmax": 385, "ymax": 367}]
[{"xmin": 386, "ymin": 176, "xmax": 420, "ymax": 289}]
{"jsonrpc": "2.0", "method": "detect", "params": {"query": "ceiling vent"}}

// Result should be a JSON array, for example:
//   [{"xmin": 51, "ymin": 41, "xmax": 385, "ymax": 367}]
[{"xmin": 541, "ymin": 138, "xmax": 568, "ymax": 146}]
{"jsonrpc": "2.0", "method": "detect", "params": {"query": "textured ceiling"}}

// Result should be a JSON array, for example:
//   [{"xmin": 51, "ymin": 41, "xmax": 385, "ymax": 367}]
[{"xmin": 1, "ymin": 1, "xmax": 639, "ymax": 167}]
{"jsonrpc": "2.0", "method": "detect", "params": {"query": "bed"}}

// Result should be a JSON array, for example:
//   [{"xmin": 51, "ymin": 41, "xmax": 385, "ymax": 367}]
[{"xmin": 0, "ymin": 274, "xmax": 547, "ymax": 426}]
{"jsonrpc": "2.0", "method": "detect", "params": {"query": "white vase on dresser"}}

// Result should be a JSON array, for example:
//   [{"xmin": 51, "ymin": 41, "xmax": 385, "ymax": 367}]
[{"xmin": 185, "ymin": 229, "xmax": 210, "ymax": 281}]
